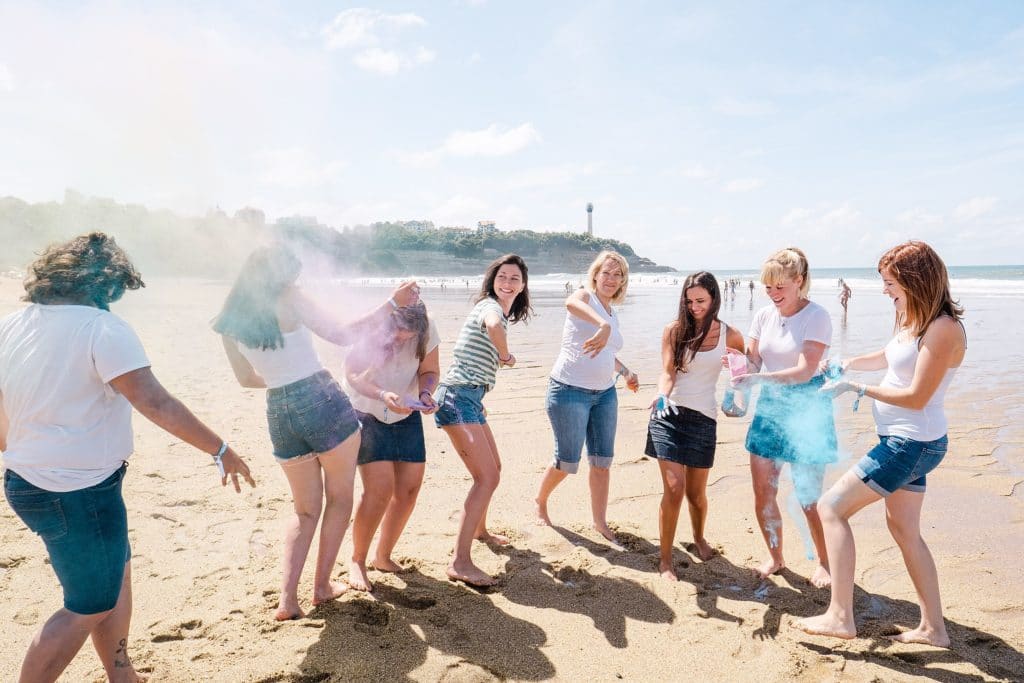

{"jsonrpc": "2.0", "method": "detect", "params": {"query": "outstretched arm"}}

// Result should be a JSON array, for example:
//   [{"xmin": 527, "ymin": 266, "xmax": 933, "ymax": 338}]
[
  {"xmin": 109, "ymin": 367, "xmax": 256, "ymax": 491},
  {"xmin": 290, "ymin": 281, "xmax": 420, "ymax": 346}
]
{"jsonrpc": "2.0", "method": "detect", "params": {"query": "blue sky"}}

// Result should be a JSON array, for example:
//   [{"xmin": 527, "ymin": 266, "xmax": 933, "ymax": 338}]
[{"xmin": 1, "ymin": 1, "xmax": 1022, "ymax": 268}]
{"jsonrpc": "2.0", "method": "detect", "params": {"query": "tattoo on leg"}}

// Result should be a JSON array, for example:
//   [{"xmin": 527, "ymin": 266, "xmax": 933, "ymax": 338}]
[{"xmin": 114, "ymin": 638, "xmax": 129, "ymax": 668}]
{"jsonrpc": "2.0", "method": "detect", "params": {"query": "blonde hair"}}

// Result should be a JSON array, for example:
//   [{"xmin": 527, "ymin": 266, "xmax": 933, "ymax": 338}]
[
  {"xmin": 760, "ymin": 247, "xmax": 810, "ymax": 299},
  {"xmin": 586, "ymin": 250, "xmax": 630, "ymax": 304},
  {"xmin": 878, "ymin": 240, "xmax": 963, "ymax": 338}
]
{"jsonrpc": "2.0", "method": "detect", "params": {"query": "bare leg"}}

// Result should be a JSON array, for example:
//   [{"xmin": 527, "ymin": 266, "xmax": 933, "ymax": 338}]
[
  {"xmin": 750, "ymin": 454, "xmax": 786, "ymax": 577},
  {"xmin": 19, "ymin": 607, "xmax": 108, "ymax": 683},
  {"xmin": 885, "ymin": 489, "xmax": 950, "ymax": 647},
  {"xmin": 589, "ymin": 466, "xmax": 618, "ymax": 543},
  {"xmin": 277, "ymin": 456, "xmax": 325, "ymax": 619},
  {"xmin": 350, "ymin": 460, "xmax": 394, "ymax": 592},
  {"xmin": 443, "ymin": 424, "xmax": 500, "ymax": 586},
  {"xmin": 797, "ymin": 471, "xmax": 880, "ymax": 638},
  {"xmin": 683, "ymin": 466, "xmax": 716, "ymax": 561},
  {"xmin": 474, "ymin": 425, "xmax": 508, "ymax": 545},
  {"xmin": 313, "ymin": 432, "xmax": 360, "ymax": 604},
  {"xmin": 89, "ymin": 563, "xmax": 146, "ymax": 682},
  {"xmin": 657, "ymin": 460, "xmax": 686, "ymax": 580},
  {"xmin": 534, "ymin": 466, "xmax": 569, "ymax": 526},
  {"xmin": 793, "ymin": 462, "xmax": 832, "ymax": 587},
  {"xmin": 373, "ymin": 462, "xmax": 425, "ymax": 572}
]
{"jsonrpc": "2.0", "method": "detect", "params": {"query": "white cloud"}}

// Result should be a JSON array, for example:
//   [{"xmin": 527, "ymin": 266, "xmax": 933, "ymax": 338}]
[
  {"xmin": 896, "ymin": 208, "xmax": 943, "ymax": 227},
  {"xmin": 403, "ymin": 123, "xmax": 541, "ymax": 166},
  {"xmin": 505, "ymin": 162, "xmax": 601, "ymax": 190},
  {"xmin": 954, "ymin": 196, "xmax": 997, "ymax": 220},
  {"xmin": 820, "ymin": 204, "xmax": 860, "ymax": 227},
  {"xmin": 0, "ymin": 63, "xmax": 13, "ymax": 92},
  {"xmin": 781, "ymin": 207, "xmax": 812, "ymax": 226},
  {"xmin": 678, "ymin": 161, "xmax": 712, "ymax": 180},
  {"xmin": 253, "ymin": 148, "xmax": 346, "ymax": 189},
  {"xmin": 433, "ymin": 194, "xmax": 489, "ymax": 224},
  {"xmin": 724, "ymin": 178, "xmax": 763, "ymax": 192},
  {"xmin": 352, "ymin": 46, "xmax": 435, "ymax": 75},
  {"xmin": 322, "ymin": 9, "xmax": 425, "ymax": 49}
]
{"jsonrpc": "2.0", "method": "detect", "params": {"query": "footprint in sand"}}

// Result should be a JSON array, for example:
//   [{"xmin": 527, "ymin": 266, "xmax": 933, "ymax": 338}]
[
  {"xmin": 348, "ymin": 599, "xmax": 391, "ymax": 635},
  {"xmin": 13, "ymin": 606, "xmax": 39, "ymax": 625}
]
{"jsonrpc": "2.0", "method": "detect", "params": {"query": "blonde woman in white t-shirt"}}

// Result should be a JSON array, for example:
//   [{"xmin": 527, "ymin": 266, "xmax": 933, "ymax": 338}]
[
  {"xmin": 534, "ymin": 251, "xmax": 639, "ymax": 546},
  {"xmin": 646, "ymin": 272, "xmax": 745, "ymax": 580},
  {"xmin": 343, "ymin": 302, "xmax": 440, "ymax": 592},
  {"xmin": 731, "ymin": 247, "xmax": 838, "ymax": 588}
]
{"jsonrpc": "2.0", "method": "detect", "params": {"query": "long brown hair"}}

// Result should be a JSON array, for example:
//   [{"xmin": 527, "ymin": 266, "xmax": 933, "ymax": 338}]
[
  {"xmin": 387, "ymin": 302, "xmax": 430, "ymax": 360},
  {"xmin": 476, "ymin": 253, "xmax": 533, "ymax": 323},
  {"xmin": 669, "ymin": 271, "xmax": 722, "ymax": 372},
  {"xmin": 878, "ymin": 240, "xmax": 963, "ymax": 338}
]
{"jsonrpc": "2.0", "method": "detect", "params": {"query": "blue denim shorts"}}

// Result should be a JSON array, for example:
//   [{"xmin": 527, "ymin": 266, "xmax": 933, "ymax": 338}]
[
  {"xmin": 266, "ymin": 370, "xmax": 360, "ymax": 462},
  {"xmin": 546, "ymin": 378, "xmax": 618, "ymax": 473},
  {"xmin": 4, "ymin": 464, "xmax": 130, "ymax": 615},
  {"xmin": 854, "ymin": 434, "xmax": 947, "ymax": 496},
  {"xmin": 645, "ymin": 406, "xmax": 717, "ymax": 468},
  {"xmin": 745, "ymin": 375, "xmax": 838, "ymax": 465},
  {"xmin": 433, "ymin": 384, "xmax": 487, "ymax": 427},
  {"xmin": 356, "ymin": 410, "xmax": 426, "ymax": 465}
]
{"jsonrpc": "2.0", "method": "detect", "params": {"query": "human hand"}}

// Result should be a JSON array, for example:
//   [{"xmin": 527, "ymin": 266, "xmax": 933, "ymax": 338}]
[
  {"xmin": 500, "ymin": 352, "xmax": 516, "ymax": 368},
  {"xmin": 650, "ymin": 394, "xmax": 678, "ymax": 419},
  {"xmin": 625, "ymin": 371, "xmax": 640, "ymax": 393},
  {"xmin": 220, "ymin": 447, "xmax": 257, "ymax": 492},
  {"xmin": 412, "ymin": 390, "xmax": 438, "ymax": 415},
  {"xmin": 819, "ymin": 379, "xmax": 855, "ymax": 399},
  {"xmin": 731, "ymin": 373, "xmax": 760, "ymax": 389},
  {"xmin": 820, "ymin": 358, "xmax": 845, "ymax": 380},
  {"xmin": 582, "ymin": 323, "xmax": 611, "ymax": 357},
  {"xmin": 391, "ymin": 281, "xmax": 420, "ymax": 308},
  {"xmin": 383, "ymin": 391, "xmax": 413, "ymax": 415}
]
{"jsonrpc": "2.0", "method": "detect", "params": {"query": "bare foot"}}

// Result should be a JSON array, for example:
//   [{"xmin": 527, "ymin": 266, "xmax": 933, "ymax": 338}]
[
  {"xmin": 476, "ymin": 531, "xmax": 510, "ymax": 546},
  {"xmin": 594, "ymin": 524, "xmax": 625, "ymax": 548},
  {"xmin": 755, "ymin": 557, "xmax": 785, "ymax": 579},
  {"xmin": 273, "ymin": 604, "xmax": 304, "ymax": 621},
  {"xmin": 691, "ymin": 538, "xmax": 719, "ymax": 561},
  {"xmin": 446, "ymin": 563, "xmax": 496, "ymax": 587},
  {"xmin": 659, "ymin": 560, "xmax": 679, "ymax": 582},
  {"xmin": 888, "ymin": 626, "xmax": 951, "ymax": 648},
  {"xmin": 312, "ymin": 580, "xmax": 348, "ymax": 605},
  {"xmin": 795, "ymin": 613, "xmax": 856, "ymax": 639},
  {"xmin": 348, "ymin": 562, "xmax": 373, "ymax": 592},
  {"xmin": 371, "ymin": 556, "xmax": 405, "ymax": 573},
  {"xmin": 810, "ymin": 564, "xmax": 832, "ymax": 589},
  {"xmin": 534, "ymin": 498, "xmax": 552, "ymax": 526}
]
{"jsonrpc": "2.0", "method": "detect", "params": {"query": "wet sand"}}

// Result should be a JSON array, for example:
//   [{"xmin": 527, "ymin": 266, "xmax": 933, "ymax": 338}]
[{"xmin": 1, "ymin": 275, "xmax": 1022, "ymax": 682}]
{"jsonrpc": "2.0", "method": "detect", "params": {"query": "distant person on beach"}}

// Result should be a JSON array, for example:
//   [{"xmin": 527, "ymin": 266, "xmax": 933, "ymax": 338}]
[
  {"xmin": 731, "ymin": 247, "xmax": 837, "ymax": 588},
  {"xmin": 534, "ymin": 251, "xmax": 639, "ymax": 546},
  {"xmin": 342, "ymin": 302, "xmax": 440, "ymax": 592},
  {"xmin": 798, "ymin": 241, "xmax": 965, "ymax": 646},
  {"xmin": 214, "ymin": 246, "xmax": 418, "ymax": 619},
  {"xmin": 0, "ymin": 232, "xmax": 255, "ymax": 682},
  {"xmin": 646, "ymin": 272, "xmax": 745, "ymax": 579},
  {"xmin": 433, "ymin": 254, "xmax": 531, "ymax": 586},
  {"xmin": 839, "ymin": 278, "xmax": 852, "ymax": 313},
  {"xmin": 749, "ymin": 280, "xmax": 755, "ymax": 298}
]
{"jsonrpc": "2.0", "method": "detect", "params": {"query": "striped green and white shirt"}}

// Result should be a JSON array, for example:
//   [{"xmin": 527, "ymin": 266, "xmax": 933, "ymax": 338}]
[{"xmin": 442, "ymin": 297, "xmax": 507, "ymax": 390}]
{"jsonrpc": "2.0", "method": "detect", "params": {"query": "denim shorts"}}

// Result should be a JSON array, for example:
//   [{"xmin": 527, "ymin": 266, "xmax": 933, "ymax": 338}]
[
  {"xmin": 854, "ymin": 434, "xmax": 948, "ymax": 496},
  {"xmin": 546, "ymin": 378, "xmax": 617, "ymax": 473},
  {"xmin": 356, "ymin": 410, "xmax": 427, "ymax": 465},
  {"xmin": 266, "ymin": 370, "xmax": 360, "ymax": 462},
  {"xmin": 646, "ymin": 406, "xmax": 717, "ymax": 468},
  {"xmin": 745, "ymin": 375, "xmax": 838, "ymax": 465},
  {"xmin": 433, "ymin": 384, "xmax": 487, "ymax": 427},
  {"xmin": 4, "ymin": 464, "xmax": 130, "ymax": 615}
]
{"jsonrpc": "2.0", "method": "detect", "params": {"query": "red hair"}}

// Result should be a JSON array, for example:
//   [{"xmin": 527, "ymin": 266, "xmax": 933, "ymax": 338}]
[{"xmin": 878, "ymin": 240, "xmax": 963, "ymax": 338}]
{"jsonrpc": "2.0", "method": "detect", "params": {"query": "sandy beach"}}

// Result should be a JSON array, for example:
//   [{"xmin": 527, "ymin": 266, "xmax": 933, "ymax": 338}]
[{"xmin": 1, "ymin": 273, "xmax": 1022, "ymax": 682}]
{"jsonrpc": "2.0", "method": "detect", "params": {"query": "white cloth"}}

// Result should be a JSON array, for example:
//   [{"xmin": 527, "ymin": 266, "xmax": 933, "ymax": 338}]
[
  {"xmin": 237, "ymin": 325, "xmax": 324, "ymax": 389},
  {"xmin": 549, "ymin": 290, "xmax": 623, "ymax": 391},
  {"xmin": 343, "ymin": 318, "xmax": 441, "ymax": 424},
  {"xmin": 669, "ymin": 324, "xmax": 728, "ymax": 420},
  {"xmin": 0, "ymin": 305, "xmax": 150, "ymax": 492},
  {"xmin": 874, "ymin": 334, "xmax": 957, "ymax": 441},
  {"xmin": 749, "ymin": 301, "xmax": 831, "ymax": 373}
]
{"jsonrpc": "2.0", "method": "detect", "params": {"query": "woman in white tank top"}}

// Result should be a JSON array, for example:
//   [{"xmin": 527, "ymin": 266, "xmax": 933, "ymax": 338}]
[
  {"xmin": 644, "ymin": 272, "xmax": 745, "ymax": 580},
  {"xmin": 214, "ymin": 246, "xmax": 419, "ymax": 619},
  {"xmin": 798, "ymin": 241, "xmax": 966, "ymax": 648}
]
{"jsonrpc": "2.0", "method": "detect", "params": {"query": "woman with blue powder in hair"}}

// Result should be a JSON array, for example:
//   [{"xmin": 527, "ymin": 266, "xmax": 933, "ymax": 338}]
[
  {"xmin": 646, "ymin": 271, "xmax": 746, "ymax": 579},
  {"xmin": 798, "ymin": 241, "xmax": 964, "ymax": 647},
  {"xmin": 434, "ymin": 254, "xmax": 531, "ymax": 587},
  {"xmin": 215, "ymin": 246, "xmax": 417, "ymax": 619},
  {"xmin": 342, "ymin": 301, "xmax": 440, "ymax": 592},
  {"xmin": 534, "ymin": 250, "xmax": 639, "ymax": 546},
  {"xmin": 731, "ymin": 247, "xmax": 837, "ymax": 588},
  {"xmin": 1, "ymin": 233, "xmax": 255, "ymax": 682}
]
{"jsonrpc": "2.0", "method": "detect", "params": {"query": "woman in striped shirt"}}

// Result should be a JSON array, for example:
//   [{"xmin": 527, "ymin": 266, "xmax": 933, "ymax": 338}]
[{"xmin": 433, "ymin": 254, "xmax": 532, "ymax": 586}]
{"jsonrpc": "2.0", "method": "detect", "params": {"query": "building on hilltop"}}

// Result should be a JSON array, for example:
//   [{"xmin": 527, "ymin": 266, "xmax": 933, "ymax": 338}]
[
  {"xmin": 477, "ymin": 220, "xmax": 498, "ymax": 235},
  {"xmin": 586, "ymin": 202, "xmax": 593, "ymax": 236},
  {"xmin": 402, "ymin": 220, "xmax": 435, "ymax": 232}
]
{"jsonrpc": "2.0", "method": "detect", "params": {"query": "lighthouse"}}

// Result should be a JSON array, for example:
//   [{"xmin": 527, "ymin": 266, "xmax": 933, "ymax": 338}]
[{"xmin": 586, "ymin": 202, "xmax": 593, "ymax": 236}]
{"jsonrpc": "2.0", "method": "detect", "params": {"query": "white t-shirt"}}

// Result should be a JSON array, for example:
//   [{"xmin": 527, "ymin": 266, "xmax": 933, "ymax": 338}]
[
  {"xmin": 749, "ymin": 301, "xmax": 832, "ymax": 373},
  {"xmin": 0, "ymin": 305, "xmax": 151, "ymax": 492},
  {"xmin": 343, "ymin": 318, "xmax": 441, "ymax": 423},
  {"xmin": 669, "ymin": 324, "xmax": 727, "ymax": 420},
  {"xmin": 237, "ymin": 325, "xmax": 324, "ymax": 389},
  {"xmin": 549, "ymin": 291, "xmax": 623, "ymax": 391},
  {"xmin": 873, "ymin": 333, "xmax": 958, "ymax": 441}
]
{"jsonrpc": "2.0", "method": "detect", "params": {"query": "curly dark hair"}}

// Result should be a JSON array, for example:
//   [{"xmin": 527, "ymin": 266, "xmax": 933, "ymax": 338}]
[{"xmin": 22, "ymin": 232, "xmax": 144, "ymax": 310}]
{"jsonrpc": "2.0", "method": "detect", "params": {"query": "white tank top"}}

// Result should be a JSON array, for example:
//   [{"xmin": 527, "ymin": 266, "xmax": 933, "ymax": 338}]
[
  {"xmin": 238, "ymin": 325, "xmax": 325, "ymax": 389},
  {"xmin": 669, "ymin": 324, "xmax": 727, "ymax": 420},
  {"xmin": 549, "ymin": 291, "xmax": 623, "ymax": 391},
  {"xmin": 873, "ymin": 332, "xmax": 958, "ymax": 441}
]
